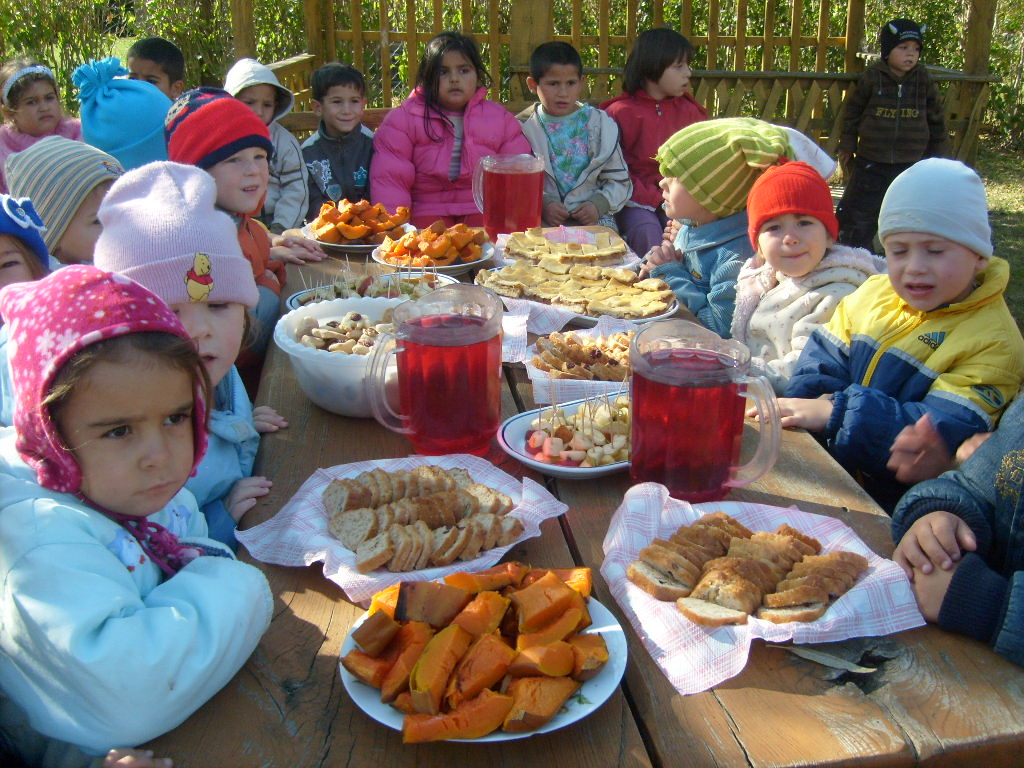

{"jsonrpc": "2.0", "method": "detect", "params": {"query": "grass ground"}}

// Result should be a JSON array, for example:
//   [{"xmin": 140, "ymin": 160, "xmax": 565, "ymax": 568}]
[{"xmin": 977, "ymin": 145, "xmax": 1024, "ymax": 326}]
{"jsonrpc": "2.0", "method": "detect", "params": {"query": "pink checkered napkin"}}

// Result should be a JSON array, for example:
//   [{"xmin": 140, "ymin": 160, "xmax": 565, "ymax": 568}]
[
  {"xmin": 526, "ymin": 316, "xmax": 634, "ymax": 403},
  {"xmin": 236, "ymin": 454, "xmax": 567, "ymax": 605},
  {"xmin": 600, "ymin": 483, "xmax": 925, "ymax": 696},
  {"xmin": 501, "ymin": 304, "xmax": 530, "ymax": 363}
]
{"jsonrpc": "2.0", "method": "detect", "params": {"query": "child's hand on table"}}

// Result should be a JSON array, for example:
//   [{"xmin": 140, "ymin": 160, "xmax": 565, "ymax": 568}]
[
  {"xmin": 253, "ymin": 404, "xmax": 288, "ymax": 433},
  {"xmin": 569, "ymin": 201, "xmax": 600, "ymax": 226},
  {"xmin": 909, "ymin": 561, "xmax": 958, "ymax": 622},
  {"xmin": 543, "ymin": 201, "xmax": 570, "ymax": 227},
  {"xmin": 104, "ymin": 749, "xmax": 172, "ymax": 767},
  {"xmin": 887, "ymin": 413, "xmax": 955, "ymax": 483},
  {"xmin": 639, "ymin": 243, "xmax": 681, "ymax": 278},
  {"xmin": 748, "ymin": 396, "xmax": 832, "ymax": 432},
  {"xmin": 894, "ymin": 510, "xmax": 977, "ymax": 581},
  {"xmin": 271, "ymin": 234, "xmax": 325, "ymax": 263},
  {"xmin": 226, "ymin": 476, "xmax": 274, "ymax": 521}
]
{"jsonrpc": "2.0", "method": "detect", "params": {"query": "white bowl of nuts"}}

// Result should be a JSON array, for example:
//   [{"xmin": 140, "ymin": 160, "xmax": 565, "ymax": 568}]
[{"xmin": 273, "ymin": 296, "xmax": 404, "ymax": 417}]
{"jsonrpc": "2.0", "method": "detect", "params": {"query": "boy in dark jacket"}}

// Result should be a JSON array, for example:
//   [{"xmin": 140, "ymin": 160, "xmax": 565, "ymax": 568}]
[
  {"xmin": 891, "ymin": 392, "xmax": 1024, "ymax": 667},
  {"xmin": 835, "ymin": 19, "xmax": 949, "ymax": 252},
  {"xmin": 302, "ymin": 63, "xmax": 373, "ymax": 220}
]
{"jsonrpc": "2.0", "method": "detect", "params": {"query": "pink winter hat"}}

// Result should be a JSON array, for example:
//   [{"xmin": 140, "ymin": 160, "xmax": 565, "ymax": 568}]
[
  {"xmin": 0, "ymin": 265, "xmax": 207, "ymax": 493},
  {"xmin": 93, "ymin": 161, "xmax": 259, "ymax": 308}
]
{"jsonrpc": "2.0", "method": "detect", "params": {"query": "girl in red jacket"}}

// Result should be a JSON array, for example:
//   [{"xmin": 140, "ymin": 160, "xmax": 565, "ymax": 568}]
[
  {"xmin": 371, "ymin": 32, "xmax": 531, "ymax": 228},
  {"xmin": 601, "ymin": 28, "xmax": 707, "ymax": 257}
]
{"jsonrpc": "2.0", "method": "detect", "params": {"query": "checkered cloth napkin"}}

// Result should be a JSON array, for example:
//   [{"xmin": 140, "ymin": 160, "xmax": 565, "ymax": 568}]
[
  {"xmin": 236, "ymin": 454, "xmax": 567, "ymax": 605},
  {"xmin": 524, "ymin": 316, "xmax": 633, "ymax": 401},
  {"xmin": 501, "ymin": 303, "xmax": 530, "ymax": 363},
  {"xmin": 600, "ymin": 483, "xmax": 925, "ymax": 695}
]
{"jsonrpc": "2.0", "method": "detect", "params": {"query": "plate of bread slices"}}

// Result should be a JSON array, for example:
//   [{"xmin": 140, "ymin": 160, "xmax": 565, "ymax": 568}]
[
  {"xmin": 235, "ymin": 454, "xmax": 569, "ymax": 605},
  {"xmin": 339, "ymin": 564, "xmax": 627, "ymax": 742}
]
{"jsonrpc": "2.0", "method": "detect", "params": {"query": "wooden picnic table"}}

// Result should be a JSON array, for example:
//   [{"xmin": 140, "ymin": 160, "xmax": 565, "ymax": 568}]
[{"xmin": 146, "ymin": 260, "xmax": 1024, "ymax": 767}]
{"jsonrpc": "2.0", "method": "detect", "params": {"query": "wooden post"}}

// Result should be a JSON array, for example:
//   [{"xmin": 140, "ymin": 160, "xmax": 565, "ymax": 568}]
[
  {"xmin": 510, "ymin": 0, "xmax": 552, "ymax": 103},
  {"xmin": 844, "ymin": 0, "xmax": 865, "ymax": 72},
  {"xmin": 230, "ymin": 0, "xmax": 256, "ymax": 60},
  {"xmin": 960, "ymin": 0, "xmax": 996, "ymax": 163},
  {"xmin": 303, "ymin": 0, "xmax": 323, "ymax": 66}
]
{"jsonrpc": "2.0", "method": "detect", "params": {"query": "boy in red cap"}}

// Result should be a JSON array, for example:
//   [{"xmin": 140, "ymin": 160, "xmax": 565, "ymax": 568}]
[
  {"xmin": 165, "ymin": 88, "xmax": 322, "ymax": 381},
  {"xmin": 732, "ymin": 160, "xmax": 883, "ymax": 393}
]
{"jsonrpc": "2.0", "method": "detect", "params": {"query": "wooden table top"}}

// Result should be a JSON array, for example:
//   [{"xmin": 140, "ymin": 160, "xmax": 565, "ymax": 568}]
[{"xmin": 145, "ymin": 261, "xmax": 1024, "ymax": 767}]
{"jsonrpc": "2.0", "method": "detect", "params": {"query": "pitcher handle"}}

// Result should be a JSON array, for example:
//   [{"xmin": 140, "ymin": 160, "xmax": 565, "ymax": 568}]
[
  {"xmin": 472, "ymin": 158, "xmax": 486, "ymax": 213},
  {"xmin": 726, "ymin": 375, "xmax": 781, "ymax": 489},
  {"xmin": 364, "ymin": 333, "xmax": 411, "ymax": 435}
]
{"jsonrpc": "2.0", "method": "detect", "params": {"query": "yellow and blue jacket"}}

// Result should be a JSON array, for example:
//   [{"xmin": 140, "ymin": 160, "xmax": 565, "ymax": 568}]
[{"xmin": 786, "ymin": 257, "xmax": 1024, "ymax": 480}]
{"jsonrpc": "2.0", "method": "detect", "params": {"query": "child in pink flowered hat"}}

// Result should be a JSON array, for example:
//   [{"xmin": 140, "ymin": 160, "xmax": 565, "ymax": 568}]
[{"xmin": 0, "ymin": 265, "xmax": 271, "ymax": 763}]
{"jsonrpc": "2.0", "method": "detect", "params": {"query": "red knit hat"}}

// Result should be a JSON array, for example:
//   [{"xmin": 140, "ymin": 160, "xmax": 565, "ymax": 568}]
[
  {"xmin": 746, "ymin": 160, "xmax": 839, "ymax": 250},
  {"xmin": 164, "ymin": 87, "xmax": 272, "ymax": 169}
]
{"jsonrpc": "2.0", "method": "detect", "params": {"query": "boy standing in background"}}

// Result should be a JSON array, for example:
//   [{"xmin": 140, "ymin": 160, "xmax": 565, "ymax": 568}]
[
  {"xmin": 835, "ymin": 18, "xmax": 949, "ymax": 251},
  {"xmin": 518, "ymin": 42, "xmax": 631, "ymax": 230},
  {"xmin": 302, "ymin": 63, "xmax": 373, "ymax": 220},
  {"xmin": 126, "ymin": 36, "xmax": 186, "ymax": 100},
  {"xmin": 225, "ymin": 58, "xmax": 309, "ymax": 233}
]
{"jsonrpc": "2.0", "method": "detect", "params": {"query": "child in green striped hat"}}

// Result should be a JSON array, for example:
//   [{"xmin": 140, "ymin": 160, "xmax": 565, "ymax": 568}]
[{"xmin": 641, "ymin": 117, "xmax": 794, "ymax": 337}]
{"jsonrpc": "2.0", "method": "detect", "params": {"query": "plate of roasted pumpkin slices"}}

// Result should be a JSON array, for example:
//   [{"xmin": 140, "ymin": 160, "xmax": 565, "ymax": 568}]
[{"xmin": 339, "ymin": 563, "xmax": 627, "ymax": 742}]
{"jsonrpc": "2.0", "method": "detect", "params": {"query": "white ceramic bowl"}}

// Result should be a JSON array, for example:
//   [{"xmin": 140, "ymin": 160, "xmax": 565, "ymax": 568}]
[{"xmin": 273, "ymin": 297, "xmax": 403, "ymax": 417}]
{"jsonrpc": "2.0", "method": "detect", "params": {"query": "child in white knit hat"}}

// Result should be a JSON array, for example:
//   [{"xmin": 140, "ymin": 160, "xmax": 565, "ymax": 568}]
[
  {"xmin": 779, "ymin": 158, "xmax": 1024, "ymax": 510},
  {"xmin": 92, "ymin": 161, "xmax": 288, "ymax": 548}
]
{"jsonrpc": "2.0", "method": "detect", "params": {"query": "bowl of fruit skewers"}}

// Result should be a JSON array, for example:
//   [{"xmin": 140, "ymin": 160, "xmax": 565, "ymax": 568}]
[
  {"xmin": 497, "ymin": 395, "xmax": 631, "ymax": 479},
  {"xmin": 286, "ymin": 272, "xmax": 459, "ymax": 310}
]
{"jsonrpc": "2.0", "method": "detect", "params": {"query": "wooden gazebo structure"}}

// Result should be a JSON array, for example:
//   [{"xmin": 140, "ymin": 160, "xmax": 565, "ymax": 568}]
[{"xmin": 230, "ymin": 0, "xmax": 998, "ymax": 161}]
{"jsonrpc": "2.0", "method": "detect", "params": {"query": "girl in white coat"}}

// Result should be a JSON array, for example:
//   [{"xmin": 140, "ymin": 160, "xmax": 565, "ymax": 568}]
[
  {"xmin": 731, "ymin": 161, "xmax": 884, "ymax": 394},
  {"xmin": 0, "ymin": 266, "xmax": 271, "ymax": 766}
]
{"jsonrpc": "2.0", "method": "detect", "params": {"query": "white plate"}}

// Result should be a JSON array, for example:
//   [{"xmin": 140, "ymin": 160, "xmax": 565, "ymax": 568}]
[
  {"xmin": 339, "ymin": 596, "xmax": 627, "ymax": 741},
  {"xmin": 285, "ymin": 273, "xmax": 459, "ymax": 310},
  {"xmin": 301, "ymin": 222, "xmax": 414, "ymax": 253},
  {"xmin": 497, "ymin": 398, "xmax": 630, "ymax": 479},
  {"xmin": 371, "ymin": 241, "xmax": 495, "ymax": 277}
]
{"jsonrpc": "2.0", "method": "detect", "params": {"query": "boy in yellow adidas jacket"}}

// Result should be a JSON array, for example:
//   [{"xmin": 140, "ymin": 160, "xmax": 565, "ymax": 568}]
[{"xmin": 779, "ymin": 158, "xmax": 1024, "ymax": 510}]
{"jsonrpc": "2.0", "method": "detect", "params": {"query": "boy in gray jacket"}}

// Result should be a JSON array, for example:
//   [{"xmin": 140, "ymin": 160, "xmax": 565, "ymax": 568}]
[
  {"xmin": 224, "ymin": 58, "xmax": 310, "ymax": 232},
  {"xmin": 518, "ymin": 42, "xmax": 631, "ymax": 231}
]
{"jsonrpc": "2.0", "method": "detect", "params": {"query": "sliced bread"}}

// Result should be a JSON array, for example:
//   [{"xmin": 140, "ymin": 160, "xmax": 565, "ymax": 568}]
[
  {"xmin": 355, "ymin": 529, "xmax": 395, "ymax": 573},
  {"xmin": 677, "ymin": 597, "xmax": 748, "ymax": 626},
  {"xmin": 627, "ymin": 560, "xmax": 692, "ymax": 600},
  {"xmin": 756, "ymin": 603, "xmax": 828, "ymax": 624},
  {"xmin": 328, "ymin": 508, "xmax": 378, "ymax": 551}
]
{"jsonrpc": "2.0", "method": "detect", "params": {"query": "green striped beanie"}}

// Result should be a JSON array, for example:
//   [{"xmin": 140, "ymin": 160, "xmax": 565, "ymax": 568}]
[
  {"xmin": 655, "ymin": 117, "xmax": 792, "ymax": 218},
  {"xmin": 4, "ymin": 136, "xmax": 124, "ymax": 251}
]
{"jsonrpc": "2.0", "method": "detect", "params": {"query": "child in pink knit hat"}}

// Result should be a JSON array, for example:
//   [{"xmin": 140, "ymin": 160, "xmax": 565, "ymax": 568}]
[
  {"xmin": 93, "ymin": 160, "xmax": 288, "ymax": 549},
  {"xmin": 0, "ymin": 265, "xmax": 271, "ymax": 763}
]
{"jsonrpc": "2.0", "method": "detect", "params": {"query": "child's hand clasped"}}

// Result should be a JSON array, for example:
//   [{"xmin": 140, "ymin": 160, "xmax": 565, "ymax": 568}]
[
  {"xmin": 639, "ymin": 243, "xmax": 681, "ymax": 278},
  {"xmin": 271, "ymin": 234, "xmax": 326, "ymax": 264},
  {"xmin": 226, "ymin": 476, "xmax": 274, "ymax": 521},
  {"xmin": 748, "ymin": 396, "xmax": 833, "ymax": 432},
  {"xmin": 569, "ymin": 201, "xmax": 600, "ymax": 226},
  {"xmin": 894, "ymin": 510, "xmax": 977, "ymax": 581},
  {"xmin": 543, "ymin": 201, "xmax": 570, "ymax": 227},
  {"xmin": 252, "ymin": 404, "xmax": 288, "ymax": 433}
]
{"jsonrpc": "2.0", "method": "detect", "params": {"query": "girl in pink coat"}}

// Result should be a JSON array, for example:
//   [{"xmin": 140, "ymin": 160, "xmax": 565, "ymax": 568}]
[{"xmin": 371, "ymin": 32, "xmax": 531, "ymax": 228}]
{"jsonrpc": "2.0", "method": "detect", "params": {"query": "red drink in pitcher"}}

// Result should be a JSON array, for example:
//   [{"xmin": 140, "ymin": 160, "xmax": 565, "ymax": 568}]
[
  {"xmin": 397, "ymin": 314, "xmax": 502, "ymax": 456},
  {"xmin": 481, "ymin": 168, "xmax": 544, "ymax": 242},
  {"xmin": 630, "ymin": 349, "xmax": 746, "ymax": 502}
]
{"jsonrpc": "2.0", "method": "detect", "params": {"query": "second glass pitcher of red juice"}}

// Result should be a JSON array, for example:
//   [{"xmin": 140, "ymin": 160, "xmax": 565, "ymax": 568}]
[
  {"xmin": 472, "ymin": 154, "xmax": 544, "ymax": 242},
  {"xmin": 629, "ymin": 320, "xmax": 781, "ymax": 502}
]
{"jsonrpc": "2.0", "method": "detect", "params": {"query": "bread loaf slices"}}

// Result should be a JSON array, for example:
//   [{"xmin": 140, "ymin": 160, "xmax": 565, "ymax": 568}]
[
  {"xmin": 355, "ymin": 530, "xmax": 395, "ymax": 573},
  {"xmin": 756, "ymin": 603, "xmax": 828, "ymax": 624},
  {"xmin": 329, "ymin": 509, "xmax": 378, "ymax": 551},
  {"xmin": 627, "ymin": 561, "xmax": 692, "ymax": 601},
  {"xmin": 677, "ymin": 597, "xmax": 748, "ymax": 626}
]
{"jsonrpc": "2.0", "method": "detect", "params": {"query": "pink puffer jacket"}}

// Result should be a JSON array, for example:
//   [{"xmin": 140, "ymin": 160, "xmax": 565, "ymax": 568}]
[{"xmin": 370, "ymin": 86, "xmax": 531, "ymax": 221}]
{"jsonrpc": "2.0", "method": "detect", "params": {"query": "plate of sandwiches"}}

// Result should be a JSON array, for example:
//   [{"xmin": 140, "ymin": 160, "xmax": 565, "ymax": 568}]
[
  {"xmin": 474, "ymin": 260, "xmax": 677, "ymax": 324},
  {"xmin": 323, "ymin": 464, "xmax": 526, "ymax": 574},
  {"xmin": 501, "ymin": 226, "xmax": 632, "ymax": 268}
]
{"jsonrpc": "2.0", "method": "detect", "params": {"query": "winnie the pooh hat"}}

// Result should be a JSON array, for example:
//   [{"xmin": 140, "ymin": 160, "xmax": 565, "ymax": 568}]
[{"xmin": 92, "ymin": 161, "xmax": 259, "ymax": 308}]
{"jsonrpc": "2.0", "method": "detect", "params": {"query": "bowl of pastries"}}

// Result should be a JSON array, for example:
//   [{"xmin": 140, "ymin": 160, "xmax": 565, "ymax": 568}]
[{"xmin": 273, "ymin": 296, "xmax": 404, "ymax": 417}]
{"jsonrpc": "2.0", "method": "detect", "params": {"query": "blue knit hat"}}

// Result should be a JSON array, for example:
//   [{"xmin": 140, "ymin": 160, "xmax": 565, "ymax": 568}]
[
  {"xmin": 73, "ymin": 57, "xmax": 172, "ymax": 170},
  {"xmin": 0, "ymin": 195, "xmax": 48, "ymax": 269}
]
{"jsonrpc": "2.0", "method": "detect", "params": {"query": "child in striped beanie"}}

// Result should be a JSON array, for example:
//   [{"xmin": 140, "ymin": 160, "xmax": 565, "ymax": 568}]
[
  {"xmin": 4, "ymin": 135, "xmax": 123, "ymax": 266},
  {"xmin": 641, "ymin": 117, "xmax": 793, "ymax": 337}
]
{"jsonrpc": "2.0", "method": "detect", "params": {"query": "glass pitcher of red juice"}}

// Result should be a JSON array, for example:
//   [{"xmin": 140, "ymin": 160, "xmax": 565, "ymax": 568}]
[
  {"xmin": 472, "ymin": 154, "xmax": 544, "ymax": 242},
  {"xmin": 364, "ymin": 284, "xmax": 504, "ymax": 456},
  {"xmin": 629, "ymin": 320, "xmax": 781, "ymax": 502}
]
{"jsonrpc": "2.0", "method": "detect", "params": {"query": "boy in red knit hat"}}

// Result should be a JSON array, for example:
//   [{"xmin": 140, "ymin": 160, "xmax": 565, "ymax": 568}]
[{"xmin": 165, "ymin": 87, "xmax": 322, "ymax": 382}]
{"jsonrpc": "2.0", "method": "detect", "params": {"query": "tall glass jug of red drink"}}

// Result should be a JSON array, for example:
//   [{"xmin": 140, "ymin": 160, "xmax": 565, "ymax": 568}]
[
  {"xmin": 629, "ymin": 320, "xmax": 781, "ymax": 502},
  {"xmin": 365, "ymin": 284, "xmax": 503, "ymax": 456},
  {"xmin": 472, "ymin": 154, "xmax": 544, "ymax": 242}
]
